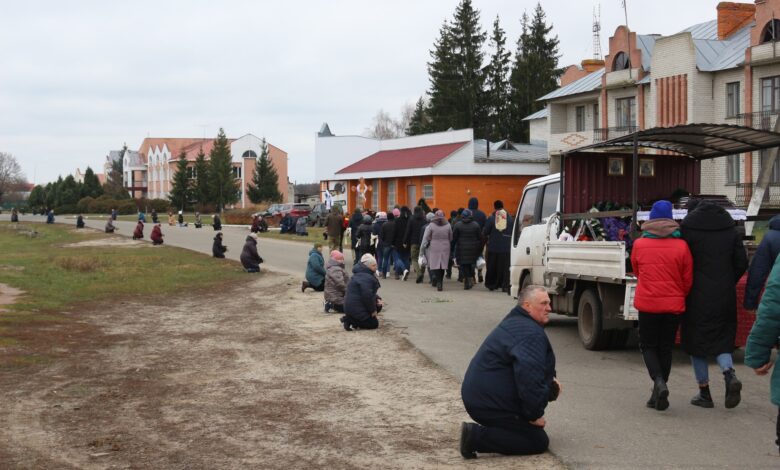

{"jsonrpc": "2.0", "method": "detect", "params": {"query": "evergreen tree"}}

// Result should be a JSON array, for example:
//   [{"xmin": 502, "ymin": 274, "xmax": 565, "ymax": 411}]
[
  {"xmin": 82, "ymin": 166, "xmax": 104, "ymax": 198},
  {"xmin": 103, "ymin": 144, "xmax": 130, "ymax": 199},
  {"xmin": 60, "ymin": 175, "xmax": 81, "ymax": 207},
  {"xmin": 426, "ymin": 20, "xmax": 459, "ymax": 132},
  {"xmin": 406, "ymin": 97, "xmax": 430, "ymax": 136},
  {"xmin": 247, "ymin": 138, "xmax": 282, "ymax": 203},
  {"xmin": 509, "ymin": 3, "xmax": 562, "ymax": 143},
  {"xmin": 169, "ymin": 151, "xmax": 191, "ymax": 210},
  {"xmin": 484, "ymin": 15, "xmax": 512, "ymax": 141},
  {"xmin": 192, "ymin": 147, "xmax": 211, "ymax": 206},
  {"xmin": 28, "ymin": 185, "xmax": 45, "ymax": 210},
  {"xmin": 208, "ymin": 128, "xmax": 239, "ymax": 212}
]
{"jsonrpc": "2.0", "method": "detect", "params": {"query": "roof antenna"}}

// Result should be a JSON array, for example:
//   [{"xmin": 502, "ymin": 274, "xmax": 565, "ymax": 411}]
[{"xmin": 593, "ymin": 4, "xmax": 602, "ymax": 60}]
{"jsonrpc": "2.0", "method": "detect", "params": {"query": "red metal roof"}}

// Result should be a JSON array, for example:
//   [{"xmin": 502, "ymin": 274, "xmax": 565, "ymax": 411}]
[{"xmin": 336, "ymin": 141, "xmax": 469, "ymax": 174}]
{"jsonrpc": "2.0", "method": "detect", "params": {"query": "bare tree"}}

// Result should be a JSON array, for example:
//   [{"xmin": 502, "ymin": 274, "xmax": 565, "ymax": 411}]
[
  {"xmin": 0, "ymin": 152, "xmax": 25, "ymax": 204},
  {"xmin": 365, "ymin": 103, "xmax": 417, "ymax": 139}
]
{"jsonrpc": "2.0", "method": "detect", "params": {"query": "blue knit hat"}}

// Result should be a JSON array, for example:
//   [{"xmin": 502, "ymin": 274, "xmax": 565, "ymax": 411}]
[
  {"xmin": 649, "ymin": 200, "xmax": 673, "ymax": 220},
  {"xmin": 462, "ymin": 209, "xmax": 473, "ymax": 218}
]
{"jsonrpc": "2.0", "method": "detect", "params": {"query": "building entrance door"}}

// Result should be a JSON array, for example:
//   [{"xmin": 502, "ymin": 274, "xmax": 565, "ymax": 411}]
[{"xmin": 407, "ymin": 185, "xmax": 416, "ymax": 206}]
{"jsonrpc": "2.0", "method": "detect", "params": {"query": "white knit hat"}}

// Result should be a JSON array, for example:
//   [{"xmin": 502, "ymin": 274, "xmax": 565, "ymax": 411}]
[{"xmin": 360, "ymin": 253, "xmax": 377, "ymax": 266}]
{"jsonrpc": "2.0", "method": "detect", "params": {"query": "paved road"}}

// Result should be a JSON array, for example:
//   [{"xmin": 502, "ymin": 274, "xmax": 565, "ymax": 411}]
[{"xmin": 9, "ymin": 215, "xmax": 780, "ymax": 468}]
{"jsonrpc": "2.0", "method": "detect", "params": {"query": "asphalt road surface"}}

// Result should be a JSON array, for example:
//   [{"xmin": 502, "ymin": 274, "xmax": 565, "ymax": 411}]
[{"xmin": 10, "ymin": 214, "xmax": 780, "ymax": 469}]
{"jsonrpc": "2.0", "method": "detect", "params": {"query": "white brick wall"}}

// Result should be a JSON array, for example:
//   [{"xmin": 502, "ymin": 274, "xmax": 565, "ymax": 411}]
[
  {"xmin": 529, "ymin": 118, "xmax": 549, "ymax": 144},
  {"xmin": 606, "ymin": 87, "xmax": 636, "ymax": 128}
]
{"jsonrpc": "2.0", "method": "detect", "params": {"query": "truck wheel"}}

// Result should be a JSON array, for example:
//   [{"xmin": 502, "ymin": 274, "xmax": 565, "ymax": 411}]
[{"xmin": 577, "ymin": 289, "xmax": 611, "ymax": 351}]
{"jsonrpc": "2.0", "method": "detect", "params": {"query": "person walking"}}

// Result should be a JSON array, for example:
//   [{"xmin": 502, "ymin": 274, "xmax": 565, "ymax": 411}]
[
  {"xmin": 424, "ymin": 210, "xmax": 453, "ymax": 291},
  {"xmin": 418, "ymin": 212, "xmax": 434, "ymax": 284},
  {"xmin": 744, "ymin": 214, "xmax": 780, "ymax": 313},
  {"xmin": 405, "ymin": 206, "xmax": 427, "ymax": 283},
  {"xmin": 453, "ymin": 209, "xmax": 483, "ymax": 290},
  {"xmin": 240, "ymin": 233, "xmax": 263, "ymax": 272},
  {"xmin": 379, "ymin": 211, "xmax": 396, "ymax": 279},
  {"xmin": 681, "ymin": 200, "xmax": 748, "ymax": 408},
  {"xmin": 468, "ymin": 197, "xmax": 487, "ymax": 283},
  {"xmin": 630, "ymin": 200, "xmax": 693, "ymax": 411},
  {"xmin": 483, "ymin": 201, "xmax": 513, "ymax": 293},
  {"xmin": 325, "ymin": 207, "xmax": 344, "ymax": 253},
  {"xmin": 745, "ymin": 254, "xmax": 780, "ymax": 455},
  {"xmin": 460, "ymin": 285, "xmax": 560, "ymax": 458},
  {"xmin": 302, "ymin": 242, "xmax": 326, "ymax": 292},
  {"xmin": 349, "ymin": 208, "xmax": 363, "ymax": 264},
  {"xmin": 324, "ymin": 250, "xmax": 349, "ymax": 313},
  {"xmin": 150, "ymin": 223, "xmax": 164, "ymax": 245},
  {"xmin": 393, "ymin": 207, "xmax": 411, "ymax": 280},
  {"xmin": 212, "ymin": 232, "xmax": 227, "ymax": 258},
  {"xmin": 212, "ymin": 213, "xmax": 222, "ymax": 231},
  {"xmin": 341, "ymin": 254, "xmax": 383, "ymax": 331}
]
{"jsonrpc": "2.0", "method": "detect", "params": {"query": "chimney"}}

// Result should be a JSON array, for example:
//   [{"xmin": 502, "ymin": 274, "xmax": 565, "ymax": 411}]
[
  {"xmin": 717, "ymin": 2, "xmax": 755, "ymax": 40},
  {"xmin": 581, "ymin": 59, "xmax": 605, "ymax": 73}
]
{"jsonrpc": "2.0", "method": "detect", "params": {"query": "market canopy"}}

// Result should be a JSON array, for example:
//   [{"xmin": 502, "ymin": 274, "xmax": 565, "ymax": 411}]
[{"xmin": 569, "ymin": 123, "xmax": 780, "ymax": 160}]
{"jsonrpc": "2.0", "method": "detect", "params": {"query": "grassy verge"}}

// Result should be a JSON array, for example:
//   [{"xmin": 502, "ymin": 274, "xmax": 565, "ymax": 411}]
[
  {"xmin": 256, "ymin": 226, "xmax": 330, "ymax": 244},
  {"xmin": 0, "ymin": 222, "xmax": 249, "ymax": 365}
]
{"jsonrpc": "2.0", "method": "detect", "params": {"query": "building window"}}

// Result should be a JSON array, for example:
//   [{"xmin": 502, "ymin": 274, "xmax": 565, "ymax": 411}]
[
  {"xmin": 615, "ymin": 97, "xmax": 636, "ymax": 128},
  {"xmin": 761, "ymin": 76, "xmax": 780, "ymax": 113},
  {"xmin": 423, "ymin": 184, "xmax": 433, "ymax": 199},
  {"xmin": 232, "ymin": 167, "xmax": 242, "ymax": 179},
  {"xmin": 726, "ymin": 155, "xmax": 740, "ymax": 184},
  {"xmin": 726, "ymin": 82, "xmax": 740, "ymax": 118},
  {"xmin": 760, "ymin": 150, "xmax": 780, "ymax": 183},
  {"xmin": 612, "ymin": 52, "xmax": 631, "ymax": 71},
  {"xmin": 761, "ymin": 19, "xmax": 780, "ymax": 44},
  {"xmin": 372, "ymin": 180, "xmax": 379, "ymax": 209},
  {"xmin": 593, "ymin": 103, "xmax": 599, "ymax": 129},
  {"xmin": 575, "ymin": 106, "xmax": 585, "ymax": 132},
  {"xmin": 186, "ymin": 166, "xmax": 196, "ymax": 179},
  {"xmin": 386, "ymin": 180, "xmax": 396, "ymax": 209}
]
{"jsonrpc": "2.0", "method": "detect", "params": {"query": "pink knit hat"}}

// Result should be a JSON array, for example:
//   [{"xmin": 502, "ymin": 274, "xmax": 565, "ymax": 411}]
[
  {"xmin": 330, "ymin": 250, "xmax": 344, "ymax": 262},
  {"xmin": 392, "ymin": 208, "xmax": 401, "ymax": 217}
]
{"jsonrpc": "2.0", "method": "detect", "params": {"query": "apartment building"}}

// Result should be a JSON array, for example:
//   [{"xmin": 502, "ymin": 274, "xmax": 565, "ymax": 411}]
[{"xmin": 530, "ymin": 0, "xmax": 780, "ymax": 207}]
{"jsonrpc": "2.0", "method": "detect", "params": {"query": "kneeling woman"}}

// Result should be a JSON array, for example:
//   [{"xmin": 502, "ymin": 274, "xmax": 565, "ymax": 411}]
[
  {"xmin": 341, "ymin": 254, "xmax": 383, "ymax": 331},
  {"xmin": 151, "ymin": 223, "xmax": 164, "ymax": 245},
  {"xmin": 324, "ymin": 250, "xmax": 349, "ymax": 313}
]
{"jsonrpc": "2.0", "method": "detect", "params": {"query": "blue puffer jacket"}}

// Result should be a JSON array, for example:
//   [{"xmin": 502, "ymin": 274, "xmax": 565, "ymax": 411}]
[
  {"xmin": 344, "ymin": 263, "xmax": 380, "ymax": 322},
  {"xmin": 745, "ymin": 215, "xmax": 780, "ymax": 310},
  {"xmin": 461, "ymin": 306, "xmax": 556, "ymax": 421},
  {"xmin": 305, "ymin": 248, "xmax": 326, "ymax": 286}
]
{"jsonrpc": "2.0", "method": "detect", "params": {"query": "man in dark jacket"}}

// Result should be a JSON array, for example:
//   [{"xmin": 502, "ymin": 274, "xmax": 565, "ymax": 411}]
[
  {"xmin": 212, "ymin": 214, "xmax": 222, "ymax": 231},
  {"xmin": 212, "ymin": 232, "xmax": 227, "ymax": 258},
  {"xmin": 405, "ymin": 206, "xmax": 427, "ymax": 283},
  {"xmin": 468, "ymin": 197, "xmax": 487, "ymax": 283},
  {"xmin": 379, "ymin": 212, "xmax": 396, "ymax": 278},
  {"xmin": 325, "ymin": 207, "xmax": 344, "ymax": 253},
  {"xmin": 745, "ymin": 214, "xmax": 780, "ymax": 312},
  {"xmin": 393, "ymin": 207, "xmax": 411, "ymax": 280},
  {"xmin": 483, "ymin": 201, "xmax": 513, "ymax": 292},
  {"xmin": 76, "ymin": 214, "xmax": 85, "ymax": 229},
  {"xmin": 356, "ymin": 214, "xmax": 374, "ymax": 259},
  {"xmin": 681, "ymin": 200, "xmax": 748, "ymax": 408},
  {"xmin": 341, "ymin": 254, "xmax": 383, "ymax": 331},
  {"xmin": 453, "ymin": 209, "xmax": 483, "ymax": 290},
  {"xmin": 460, "ymin": 285, "xmax": 559, "ymax": 458},
  {"xmin": 240, "ymin": 233, "xmax": 263, "ymax": 272},
  {"xmin": 349, "ymin": 208, "xmax": 364, "ymax": 263}
]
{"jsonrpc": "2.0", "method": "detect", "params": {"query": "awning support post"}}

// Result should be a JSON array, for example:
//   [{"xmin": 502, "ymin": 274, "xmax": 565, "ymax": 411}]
[{"xmin": 630, "ymin": 132, "xmax": 639, "ymax": 240}]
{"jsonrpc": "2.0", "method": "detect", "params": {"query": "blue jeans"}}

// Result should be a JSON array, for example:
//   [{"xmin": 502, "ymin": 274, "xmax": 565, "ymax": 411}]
[
  {"xmin": 691, "ymin": 354, "xmax": 733, "ymax": 385},
  {"xmin": 381, "ymin": 246, "xmax": 394, "ymax": 274},
  {"xmin": 393, "ymin": 249, "xmax": 408, "ymax": 274}
]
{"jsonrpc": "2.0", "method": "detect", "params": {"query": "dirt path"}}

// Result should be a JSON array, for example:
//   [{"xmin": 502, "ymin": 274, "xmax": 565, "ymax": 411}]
[{"xmin": 0, "ymin": 272, "xmax": 563, "ymax": 469}]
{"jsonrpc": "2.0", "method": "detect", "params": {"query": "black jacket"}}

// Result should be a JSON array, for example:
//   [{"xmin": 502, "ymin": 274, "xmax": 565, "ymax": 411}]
[
  {"xmin": 240, "ymin": 236, "xmax": 263, "ymax": 270},
  {"xmin": 468, "ymin": 197, "xmax": 487, "ymax": 229},
  {"xmin": 357, "ymin": 222, "xmax": 373, "ymax": 252},
  {"xmin": 681, "ymin": 202, "xmax": 748, "ymax": 356},
  {"xmin": 405, "ymin": 213, "xmax": 427, "ymax": 247},
  {"xmin": 379, "ymin": 219, "xmax": 396, "ymax": 247},
  {"xmin": 483, "ymin": 212, "xmax": 513, "ymax": 254},
  {"xmin": 344, "ymin": 263, "xmax": 380, "ymax": 322},
  {"xmin": 461, "ymin": 306, "xmax": 556, "ymax": 421},
  {"xmin": 745, "ymin": 215, "xmax": 780, "ymax": 309},
  {"xmin": 453, "ymin": 216, "xmax": 483, "ymax": 265},
  {"xmin": 212, "ymin": 215, "xmax": 222, "ymax": 231},
  {"xmin": 393, "ymin": 216, "xmax": 410, "ymax": 251},
  {"xmin": 213, "ymin": 236, "xmax": 227, "ymax": 258}
]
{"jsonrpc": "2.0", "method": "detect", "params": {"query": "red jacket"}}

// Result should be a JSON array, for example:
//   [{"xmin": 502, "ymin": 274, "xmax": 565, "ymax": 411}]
[
  {"xmin": 150, "ymin": 225, "xmax": 163, "ymax": 243},
  {"xmin": 631, "ymin": 236, "xmax": 693, "ymax": 314}
]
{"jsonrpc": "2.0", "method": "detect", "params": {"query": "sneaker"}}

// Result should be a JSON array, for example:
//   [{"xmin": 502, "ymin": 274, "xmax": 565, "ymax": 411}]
[
  {"xmin": 402, "ymin": 269, "xmax": 409, "ymax": 281},
  {"xmin": 459, "ymin": 422, "xmax": 477, "ymax": 459},
  {"xmin": 724, "ymin": 369, "xmax": 742, "ymax": 409},
  {"xmin": 339, "ymin": 316, "xmax": 353, "ymax": 331}
]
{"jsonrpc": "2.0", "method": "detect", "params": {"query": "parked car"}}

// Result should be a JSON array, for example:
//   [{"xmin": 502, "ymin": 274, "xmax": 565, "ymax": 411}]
[
  {"xmin": 309, "ymin": 203, "xmax": 328, "ymax": 227},
  {"xmin": 288, "ymin": 203, "xmax": 312, "ymax": 218},
  {"xmin": 262, "ymin": 203, "xmax": 285, "ymax": 218}
]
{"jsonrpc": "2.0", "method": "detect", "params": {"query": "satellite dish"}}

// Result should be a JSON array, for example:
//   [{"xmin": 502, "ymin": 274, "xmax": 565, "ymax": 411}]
[{"xmin": 334, "ymin": 183, "xmax": 345, "ymax": 194}]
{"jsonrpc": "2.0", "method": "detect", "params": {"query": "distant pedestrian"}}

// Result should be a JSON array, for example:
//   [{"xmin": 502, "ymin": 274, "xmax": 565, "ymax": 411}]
[
  {"xmin": 356, "ymin": 214, "xmax": 374, "ymax": 260},
  {"xmin": 681, "ymin": 200, "xmax": 748, "ymax": 408},
  {"xmin": 453, "ymin": 209, "xmax": 483, "ymax": 290},
  {"xmin": 132, "ymin": 220, "xmax": 144, "ymax": 239},
  {"xmin": 349, "ymin": 208, "xmax": 363, "ymax": 263},
  {"xmin": 324, "ymin": 250, "xmax": 349, "ymax": 313},
  {"xmin": 302, "ymin": 242, "xmax": 326, "ymax": 292},
  {"xmin": 240, "ymin": 233, "xmax": 263, "ymax": 273},
  {"xmin": 420, "ymin": 212, "xmax": 435, "ymax": 284},
  {"xmin": 341, "ymin": 254, "xmax": 383, "ymax": 331},
  {"xmin": 405, "ymin": 206, "xmax": 427, "ymax": 283},
  {"xmin": 46, "ymin": 209, "xmax": 55, "ymax": 224},
  {"xmin": 212, "ymin": 214, "xmax": 222, "ymax": 231},
  {"xmin": 111, "ymin": 208, "xmax": 117, "ymax": 221},
  {"xmin": 379, "ymin": 211, "xmax": 396, "ymax": 279},
  {"xmin": 194, "ymin": 212, "xmax": 203, "ymax": 229},
  {"xmin": 76, "ymin": 214, "xmax": 85, "ymax": 229},
  {"xmin": 393, "ymin": 207, "xmax": 411, "ymax": 280},
  {"xmin": 744, "ymin": 254, "xmax": 780, "ymax": 455},
  {"xmin": 423, "ymin": 210, "xmax": 452, "ymax": 291},
  {"xmin": 212, "ymin": 232, "xmax": 227, "ymax": 258},
  {"xmin": 151, "ymin": 209, "xmax": 159, "ymax": 224},
  {"xmin": 326, "ymin": 207, "xmax": 344, "ymax": 252},
  {"xmin": 105, "ymin": 217, "xmax": 116, "ymax": 233},
  {"xmin": 468, "ymin": 197, "xmax": 488, "ymax": 283},
  {"xmin": 631, "ymin": 200, "xmax": 693, "ymax": 411},
  {"xmin": 744, "ymin": 214, "xmax": 780, "ymax": 313},
  {"xmin": 483, "ymin": 201, "xmax": 513, "ymax": 293},
  {"xmin": 151, "ymin": 223, "xmax": 164, "ymax": 245}
]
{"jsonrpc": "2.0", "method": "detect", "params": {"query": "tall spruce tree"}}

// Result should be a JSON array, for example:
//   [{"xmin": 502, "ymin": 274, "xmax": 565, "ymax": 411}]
[
  {"xmin": 247, "ymin": 138, "xmax": 281, "ymax": 203},
  {"xmin": 103, "ymin": 144, "xmax": 129, "ymax": 199},
  {"xmin": 169, "ymin": 151, "xmax": 191, "ymax": 210},
  {"xmin": 406, "ymin": 97, "xmax": 430, "ymax": 136},
  {"xmin": 82, "ymin": 166, "xmax": 104, "ymax": 198},
  {"xmin": 509, "ymin": 3, "xmax": 562, "ymax": 142},
  {"xmin": 484, "ymin": 15, "xmax": 512, "ymax": 141},
  {"xmin": 426, "ymin": 20, "xmax": 459, "ymax": 131},
  {"xmin": 192, "ymin": 147, "xmax": 211, "ymax": 207},
  {"xmin": 208, "ymin": 128, "xmax": 239, "ymax": 212}
]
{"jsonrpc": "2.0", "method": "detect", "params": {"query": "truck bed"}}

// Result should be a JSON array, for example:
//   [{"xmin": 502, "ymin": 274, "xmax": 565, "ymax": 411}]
[{"xmin": 545, "ymin": 241, "xmax": 627, "ymax": 281}]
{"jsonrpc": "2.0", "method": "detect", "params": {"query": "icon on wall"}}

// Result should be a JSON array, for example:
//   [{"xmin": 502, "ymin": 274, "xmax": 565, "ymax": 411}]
[
  {"xmin": 608, "ymin": 157, "xmax": 624, "ymax": 176},
  {"xmin": 639, "ymin": 158, "xmax": 655, "ymax": 177}
]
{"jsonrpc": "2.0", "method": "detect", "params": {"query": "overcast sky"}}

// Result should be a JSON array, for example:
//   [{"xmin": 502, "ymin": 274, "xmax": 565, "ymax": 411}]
[{"xmin": 1, "ymin": 0, "xmax": 716, "ymax": 185}]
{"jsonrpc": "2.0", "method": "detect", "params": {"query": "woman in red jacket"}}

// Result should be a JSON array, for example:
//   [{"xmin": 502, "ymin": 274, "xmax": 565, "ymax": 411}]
[{"xmin": 630, "ymin": 200, "xmax": 693, "ymax": 411}]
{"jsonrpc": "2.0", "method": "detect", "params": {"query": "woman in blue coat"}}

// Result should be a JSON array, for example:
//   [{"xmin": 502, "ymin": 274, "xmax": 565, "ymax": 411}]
[{"xmin": 302, "ymin": 242, "xmax": 326, "ymax": 292}]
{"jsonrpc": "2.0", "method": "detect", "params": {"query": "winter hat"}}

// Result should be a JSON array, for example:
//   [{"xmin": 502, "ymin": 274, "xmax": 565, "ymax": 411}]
[
  {"xmin": 360, "ymin": 253, "xmax": 377, "ymax": 266},
  {"xmin": 462, "ymin": 209, "xmax": 473, "ymax": 218},
  {"xmin": 426, "ymin": 212, "xmax": 435, "ymax": 222},
  {"xmin": 649, "ymin": 200, "xmax": 673, "ymax": 220},
  {"xmin": 363, "ymin": 214, "xmax": 372, "ymax": 223},
  {"xmin": 377, "ymin": 211, "xmax": 387, "ymax": 221},
  {"xmin": 330, "ymin": 250, "xmax": 344, "ymax": 262},
  {"xmin": 392, "ymin": 208, "xmax": 401, "ymax": 217}
]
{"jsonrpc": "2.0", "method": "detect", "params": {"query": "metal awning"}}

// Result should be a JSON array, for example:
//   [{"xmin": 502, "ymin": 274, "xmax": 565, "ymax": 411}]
[{"xmin": 569, "ymin": 123, "xmax": 780, "ymax": 160}]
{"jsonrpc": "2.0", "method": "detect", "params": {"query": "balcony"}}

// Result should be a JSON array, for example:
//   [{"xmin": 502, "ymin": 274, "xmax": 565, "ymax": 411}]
[
  {"xmin": 548, "ymin": 131, "xmax": 594, "ymax": 154},
  {"xmin": 124, "ymin": 181, "xmax": 148, "ymax": 190},
  {"xmin": 729, "ymin": 111, "xmax": 779, "ymax": 131},
  {"xmin": 735, "ymin": 182, "xmax": 780, "ymax": 208},
  {"xmin": 593, "ymin": 126, "xmax": 638, "ymax": 143}
]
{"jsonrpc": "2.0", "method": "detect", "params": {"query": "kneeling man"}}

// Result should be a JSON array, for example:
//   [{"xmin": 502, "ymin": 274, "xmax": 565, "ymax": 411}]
[{"xmin": 460, "ymin": 285, "xmax": 560, "ymax": 458}]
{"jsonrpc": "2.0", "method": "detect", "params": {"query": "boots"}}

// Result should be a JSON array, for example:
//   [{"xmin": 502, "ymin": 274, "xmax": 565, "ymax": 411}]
[
  {"xmin": 464, "ymin": 277, "xmax": 472, "ymax": 290},
  {"xmin": 724, "ymin": 369, "xmax": 742, "ymax": 409},
  {"xmin": 416, "ymin": 268, "xmax": 424, "ymax": 284},
  {"xmin": 653, "ymin": 377, "xmax": 669, "ymax": 411},
  {"xmin": 301, "ymin": 281, "xmax": 310, "ymax": 292},
  {"xmin": 437, "ymin": 271, "xmax": 444, "ymax": 292},
  {"xmin": 690, "ymin": 384, "xmax": 714, "ymax": 408}
]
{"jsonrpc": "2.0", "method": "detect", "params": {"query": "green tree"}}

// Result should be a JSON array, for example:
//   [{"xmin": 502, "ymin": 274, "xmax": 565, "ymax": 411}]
[
  {"xmin": 169, "ymin": 151, "xmax": 191, "ymax": 210},
  {"xmin": 509, "ymin": 4, "xmax": 562, "ymax": 142},
  {"xmin": 484, "ymin": 15, "xmax": 512, "ymax": 141},
  {"xmin": 59, "ymin": 174, "xmax": 81, "ymax": 207},
  {"xmin": 192, "ymin": 147, "xmax": 211, "ymax": 206},
  {"xmin": 426, "ymin": 20, "xmax": 459, "ymax": 132},
  {"xmin": 103, "ymin": 144, "xmax": 130, "ymax": 199},
  {"xmin": 28, "ymin": 185, "xmax": 45, "ymax": 209},
  {"xmin": 82, "ymin": 166, "xmax": 104, "ymax": 198},
  {"xmin": 406, "ymin": 97, "xmax": 430, "ymax": 136},
  {"xmin": 208, "ymin": 128, "xmax": 239, "ymax": 212},
  {"xmin": 247, "ymin": 138, "xmax": 281, "ymax": 203}
]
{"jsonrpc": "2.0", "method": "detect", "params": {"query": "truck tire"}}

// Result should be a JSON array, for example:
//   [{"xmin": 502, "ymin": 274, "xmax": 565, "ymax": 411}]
[{"xmin": 577, "ymin": 289, "xmax": 612, "ymax": 351}]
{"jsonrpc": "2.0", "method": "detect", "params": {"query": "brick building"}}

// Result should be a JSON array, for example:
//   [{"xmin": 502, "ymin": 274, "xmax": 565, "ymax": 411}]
[
  {"xmin": 529, "ymin": 0, "xmax": 780, "ymax": 208},
  {"xmin": 315, "ymin": 126, "xmax": 547, "ymax": 214}
]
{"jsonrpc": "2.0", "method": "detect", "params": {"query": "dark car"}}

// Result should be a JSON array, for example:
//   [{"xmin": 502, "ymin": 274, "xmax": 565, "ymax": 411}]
[
  {"xmin": 309, "ymin": 203, "xmax": 328, "ymax": 227},
  {"xmin": 289, "ymin": 203, "xmax": 311, "ymax": 218}
]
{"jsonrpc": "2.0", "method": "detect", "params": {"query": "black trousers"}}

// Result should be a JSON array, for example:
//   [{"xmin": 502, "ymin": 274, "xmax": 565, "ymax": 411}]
[
  {"xmin": 638, "ymin": 312, "xmax": 680, "ymax": 382},
  {"xmin": 484, "ymin": 251, "xmax": 510, "ymax": 290},
  {"xmin": 466, "ymin": 410, "xmax": 549, "ymax": 456},
  {"xmin": 776, "ymin": 407, "xmax": 780, "ymax": 450},
  {"xmin": 343, "ymin": 316, "xmax": 378, "ymax": 330}
]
